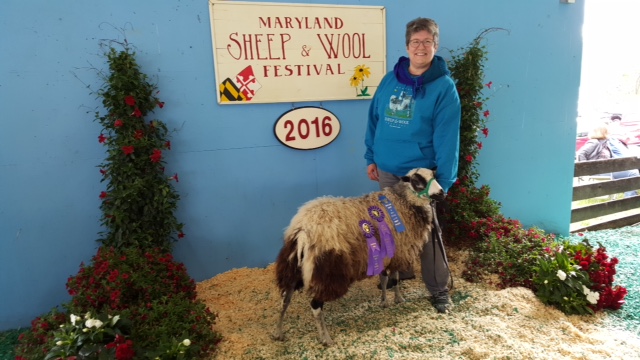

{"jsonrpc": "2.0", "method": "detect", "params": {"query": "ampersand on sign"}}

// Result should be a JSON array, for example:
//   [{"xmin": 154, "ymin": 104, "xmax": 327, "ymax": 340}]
[{"xmin": 301, "ymin": 45, "xmax": 311, "ymax": 57}]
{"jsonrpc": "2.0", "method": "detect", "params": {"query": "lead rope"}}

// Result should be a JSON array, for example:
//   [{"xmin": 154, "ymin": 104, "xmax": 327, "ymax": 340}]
[{"xmin": 430, "ymin": 201, "xmax": 454, "ymax": 291}]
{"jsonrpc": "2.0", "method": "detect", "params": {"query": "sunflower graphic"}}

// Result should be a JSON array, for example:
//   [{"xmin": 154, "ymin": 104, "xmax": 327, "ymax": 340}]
[{"xmin": 349, "ymin": 64, "xmax": 372, "ymax": 97}]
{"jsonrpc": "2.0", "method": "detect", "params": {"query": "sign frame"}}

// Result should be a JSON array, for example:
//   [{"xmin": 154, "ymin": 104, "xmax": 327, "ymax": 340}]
[{"xmin": 209, "ymin": 1, "xmax": 386, "ymax": 104}]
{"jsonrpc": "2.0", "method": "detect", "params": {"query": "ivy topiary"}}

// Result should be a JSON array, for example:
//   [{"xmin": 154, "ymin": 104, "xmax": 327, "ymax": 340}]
[
  {"xmin": 96, "ymin": 45, "xmax": 183, "ymax": 251},
  {"xmin": 445, "ymin": 29, "xmax": 506, "ymax": 246}
]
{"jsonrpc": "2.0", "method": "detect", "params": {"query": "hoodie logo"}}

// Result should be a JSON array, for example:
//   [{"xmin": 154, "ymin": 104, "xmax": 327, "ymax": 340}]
[{"xmin": 384, "ymin": 88, "xmax": 414, "ymax": 127}]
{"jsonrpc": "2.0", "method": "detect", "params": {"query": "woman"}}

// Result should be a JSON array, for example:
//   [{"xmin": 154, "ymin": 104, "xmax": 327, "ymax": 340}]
[
  {"xmin": 364, "ymin": 17, "xmax": 461, "ymax": 313},
  {"xmin": 576, "ymin": 125, "xmax": 611, "ymax": 161},
  {"xmin": 576, "ymin": 124, "xmax": 638, "ymax": 197}
]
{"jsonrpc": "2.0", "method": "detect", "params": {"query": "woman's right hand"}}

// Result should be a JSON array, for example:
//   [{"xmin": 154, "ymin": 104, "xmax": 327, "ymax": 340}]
[{"xmin": 367, "ymin": 163, "xmax": 379, "ymax": 181}]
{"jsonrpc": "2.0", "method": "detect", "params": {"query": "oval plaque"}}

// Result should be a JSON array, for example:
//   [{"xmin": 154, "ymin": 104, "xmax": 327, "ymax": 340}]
[{"xmin": 274, "ymin": 107, "xmax": 341, "ymax": 150}]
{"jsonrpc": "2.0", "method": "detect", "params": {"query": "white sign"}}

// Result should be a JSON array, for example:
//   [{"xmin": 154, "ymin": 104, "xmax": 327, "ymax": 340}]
[
  {"xmin": 274, "ymin": 107, "xmax": 341, "ymax": 150},
  {"xmin": 209, "ymin": 1, "xmax": 386, "ymax": 104}
]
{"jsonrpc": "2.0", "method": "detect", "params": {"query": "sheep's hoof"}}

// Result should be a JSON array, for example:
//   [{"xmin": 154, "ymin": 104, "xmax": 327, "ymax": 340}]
[
  {"xmin": 321, "ymin": 337, "xmax": 334, "ymax": 347},
  {"xmin": 271, "ymin": 333, "xmax": 286, "ymax": 342},
  {"xmin": 394, "ymin": 295, "xmax": 406, "ymax": 304},
  {"xmin": 380, "ymin": 299, "xmax": 391, "ymax": 308}
]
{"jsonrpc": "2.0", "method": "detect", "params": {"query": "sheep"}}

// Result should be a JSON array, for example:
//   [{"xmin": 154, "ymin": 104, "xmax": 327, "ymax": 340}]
[{"xmin": 272, "ymin": 168, "xmax": 445, "ymax": 346}]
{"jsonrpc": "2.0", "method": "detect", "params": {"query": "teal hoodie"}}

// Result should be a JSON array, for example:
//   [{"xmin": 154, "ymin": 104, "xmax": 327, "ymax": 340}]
[{"xmin": 364, "ymin": 55, "xmax": 461, "ymax": 192}]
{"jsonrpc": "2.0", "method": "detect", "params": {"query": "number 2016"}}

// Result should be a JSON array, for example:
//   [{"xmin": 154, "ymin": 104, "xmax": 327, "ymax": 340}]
[{"xmin": 284, "ymin": 116, "xmax": 333, "ymax": 141}]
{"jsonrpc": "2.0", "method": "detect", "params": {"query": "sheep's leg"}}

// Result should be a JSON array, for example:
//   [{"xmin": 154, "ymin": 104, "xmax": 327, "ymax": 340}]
[
  {"xmin": 311, "ymin": 299, "xmax": 334, "ymax": 346},
  {"xmin": 379, "ymin": 272, "xmax": 391, "ymax": 308},
  {"xmin": 392, "ymin": 271, "xmax": 405, "ymax": 304},
  {"xmin": 272, "ymin": 289, "xmax": 294, "ymax": 341}
]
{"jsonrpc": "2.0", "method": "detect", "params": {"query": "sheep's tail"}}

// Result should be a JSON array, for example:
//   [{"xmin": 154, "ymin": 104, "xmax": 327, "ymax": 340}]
[{"xmin": 275, "ymin": 229, "xmax": 304, "ymax": 293}]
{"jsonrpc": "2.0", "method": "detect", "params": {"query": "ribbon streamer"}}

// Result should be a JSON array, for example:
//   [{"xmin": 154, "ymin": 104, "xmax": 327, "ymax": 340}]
[
  {"xmin": 359, "ymin": 219, "xmax": 383, "ymax": 276},
  {"xmin": 378, "ymin": 195, "xmax": 406, "ymax": 233},
  {"xmin": 369, "ymin": 205, "xmax": 395, "ymax": 259}
]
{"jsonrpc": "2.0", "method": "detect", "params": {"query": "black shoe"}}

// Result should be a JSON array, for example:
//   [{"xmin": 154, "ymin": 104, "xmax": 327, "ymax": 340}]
[
  {"xmin": 377, "ymin": 278, "xmax": 398, "ymax": 290},
  {"xmin": 431, "ymin": 291, "xmax": 451, "ymax": 314}
]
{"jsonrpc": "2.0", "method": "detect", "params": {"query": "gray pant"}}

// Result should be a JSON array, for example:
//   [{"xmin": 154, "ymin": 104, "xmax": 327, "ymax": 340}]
[{"xmin": 378, "ymin": 169, "xmax": 450, "ymax": 296}]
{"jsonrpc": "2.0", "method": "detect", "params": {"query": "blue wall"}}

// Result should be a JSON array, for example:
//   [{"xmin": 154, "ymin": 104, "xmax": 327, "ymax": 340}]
[{"xmin": 0, "ymin": 0, "xmax": 584, "ymax": 330}]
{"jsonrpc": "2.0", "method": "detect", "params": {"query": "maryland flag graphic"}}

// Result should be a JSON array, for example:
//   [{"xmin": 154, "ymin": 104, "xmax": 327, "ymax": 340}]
[{"xmin": 219, "ymin": 66, "xmax": 262, "ymax": 102}]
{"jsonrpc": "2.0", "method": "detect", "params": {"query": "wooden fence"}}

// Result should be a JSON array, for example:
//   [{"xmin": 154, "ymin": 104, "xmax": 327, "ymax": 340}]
[{"xmin": 572, "ymin": 157, "xmax": 640, "ymax": 232}]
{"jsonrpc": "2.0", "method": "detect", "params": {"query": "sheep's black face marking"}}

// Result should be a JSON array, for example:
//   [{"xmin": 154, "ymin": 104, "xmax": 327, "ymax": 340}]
[
  {"xmin": 410, "ymin": 173, "xmax": 427, "ymax": 193},
  {"xmin": 401, "ymin": 176, "xmax": 410, "ymax": 183}
]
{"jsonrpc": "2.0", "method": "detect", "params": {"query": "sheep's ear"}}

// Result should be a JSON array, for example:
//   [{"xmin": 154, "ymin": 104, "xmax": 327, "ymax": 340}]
[{"xmin": 401, "ymin": 176, "xmax": 410, "ymax": 183}]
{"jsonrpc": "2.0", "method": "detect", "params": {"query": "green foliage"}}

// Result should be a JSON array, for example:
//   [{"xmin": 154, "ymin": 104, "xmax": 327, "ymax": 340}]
[
  {"xmin": 448, "ymin": 31, "xmax": 493, "ymax": 184},
  {"xmin": 462, "ymin": 215, "xmax": 553, "ymax": 289},
  {"xmin": 444, "ymin": 183, "xmax": 501, "ymax": 246},
  {"xmin": 66, "ymin": 247, "xmax": 197, "ymax": 312},
  {"xmin": 122, "ymin": 296, "xmax": 220, "ymax": 359},
  {"xmin": 14, "ymin": 309, "xmax": 68, "ymax": 360},
  {"xmin": 44, "ymin": 312, "xmax": 132, "ymax": 360},
  {"xmin": 96, "ymin": 46, "xmax": 182, "ymax": 251},
  {"xmin": 443, "ymin": 29, "xmax": 506, "ymax": 246},
  {"xmin": 533, "ymin": 238, "xmax": 627, "ymax": 314},
  {"xmin": 533, "ymin": 250, "xmax": 596, "ymax": 315}
]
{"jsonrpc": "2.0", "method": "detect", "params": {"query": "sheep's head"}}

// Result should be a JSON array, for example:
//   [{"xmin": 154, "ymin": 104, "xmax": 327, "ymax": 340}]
[{"xmin": 401, "ymin": 168, "xmax": 445, "ymax": 201}]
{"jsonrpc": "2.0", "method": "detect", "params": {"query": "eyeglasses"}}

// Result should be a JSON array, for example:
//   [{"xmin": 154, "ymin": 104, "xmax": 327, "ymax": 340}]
[{"xmin": 408, "ymin": 39, "xmax": 435, "ymax": 48}]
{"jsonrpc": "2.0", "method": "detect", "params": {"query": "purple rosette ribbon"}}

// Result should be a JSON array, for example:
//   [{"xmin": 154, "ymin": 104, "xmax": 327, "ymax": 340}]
[
  {"xmin": 368, "ymin": 205, "xmax": 395, "ymax": 259},
  {"xmin": 359, "ymin": 219, "xmax": 383, "ymax": 276}
]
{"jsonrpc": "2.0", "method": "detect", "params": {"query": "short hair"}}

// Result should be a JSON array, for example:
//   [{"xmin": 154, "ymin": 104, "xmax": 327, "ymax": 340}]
[
  {"xmin": 589, "ymin": 125, "xmax": 609, "ymax": 140},
  {"xmin": 405, "ymin": 18, "xmax": 439, "ymax": 46}
]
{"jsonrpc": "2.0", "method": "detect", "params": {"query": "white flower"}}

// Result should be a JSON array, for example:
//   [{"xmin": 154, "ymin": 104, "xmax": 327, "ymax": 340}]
[
  {"xmin": 586, "ymin": 291, "xmax": 600, "ymax": 305},
  {"xmin": 70, "ymin": 314, "xmax": 80, "ymax": 326},
  {"xmin": 84, "ymin": 312, "xmax": 92, "ymax": 320},
  {"xmin": 83, "ymin": 328, "xmax": 89, "ymax": 333},
  {"xmin": 182, "ymin": 339, "xmax": 191, "ymax": 347},
  {"xmin": 544, "ymin": 280, "xmax": 548, "ymax": 284},
  {"xmin": 85, "ymin": 319, "xmax": 104, "ymax": 329},
  {"xmin": 569, "ymin": 271, "xmax": 576, "ymax": 277},
  {"xmin": 582, "ymin": 286, "xmax": 600, "ymax": 305},
  {"xmin": 111, "ymin": 315, "xmax": 120, "ymax": 326},
  {"xmin": 56, "ymin": 341, "xmax": 63, "ymax": 346},
  {"xmin": 556, "ymin": 270, "xmax": 567, "ymax": 281}
]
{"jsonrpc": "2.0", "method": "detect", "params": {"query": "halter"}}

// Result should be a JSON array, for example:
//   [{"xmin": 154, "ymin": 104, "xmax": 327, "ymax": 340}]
[{"xmin": 413, "ymin": 178, "xmax": 436, "ymax": 199}]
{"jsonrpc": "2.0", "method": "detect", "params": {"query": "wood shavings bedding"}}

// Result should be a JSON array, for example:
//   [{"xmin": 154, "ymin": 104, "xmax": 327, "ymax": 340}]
[{"xmin": 196, "ymin": 248, "xmax": 640, "ymax": 360}]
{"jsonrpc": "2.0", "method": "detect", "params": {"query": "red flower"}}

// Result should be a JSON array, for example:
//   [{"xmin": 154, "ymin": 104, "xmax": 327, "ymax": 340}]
[
  {"xmin": 132, "ymin": 108, "xmax": 142, "ymax": 118},
  {"xmin": 124, "ymin": 96, "xmax": 136, "ymax": 106},
  {"xmin": 483, "ymin": 110, "xmax": 490, "ymax": 118},
  {"xmin": 158, "ymin": 101, "xmax": 165, "ymax": 108},
  {"xmin": 115, "ymin": 341, "xmax": 135, "ymax": 360},
  {"xmin": 165, "ymin": 141, "xmax": 171, "ymax": 150},
  {"xmin": 122, "ymin": 146, "xmax": 135, "ymax": 155},
  {"xmin": 474, "ymin": 101, "xmax": 483, "ymax": 108},
  {"xmin": 98, "ymin": 134, "xmax": 107, "ymax": 143},
  {"xmin": 99, "ymin": 191, "xmax": 108, "ymax": 199},
  {"xmin": 485, "ymin": 81, "xmax": 493, "ymax": 89},
  {"xmin": 100, "ymin": 169, "xmax": 107, "ymax": 176},
  {"xmin": 481, "ymin": 127, "xmax": 489, "ymax": 137},
  {"xmin": 477, "ymin": 142, "xmax": 483, "ymax": 149},
  {"xmin": 171, "ymin": 173, "xmax": 179, "ymax": 182},
  {"xmin": 178, "ymin": 232, "xmax": 185, "ymax": 239},
  {"xmin": 134, "ymin": 130, "xmax": 144, "ymax": 140},
  {"xmin": 150, "ymin": 149, "xmax": 162, "ymax": 163},
  {"xmin": 114, "ymin": 119, "xmax": 124, "ymax": 128},
  {"xmin": 465, "ymin": 155, "xmax": 473, "ymax": 162}
]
